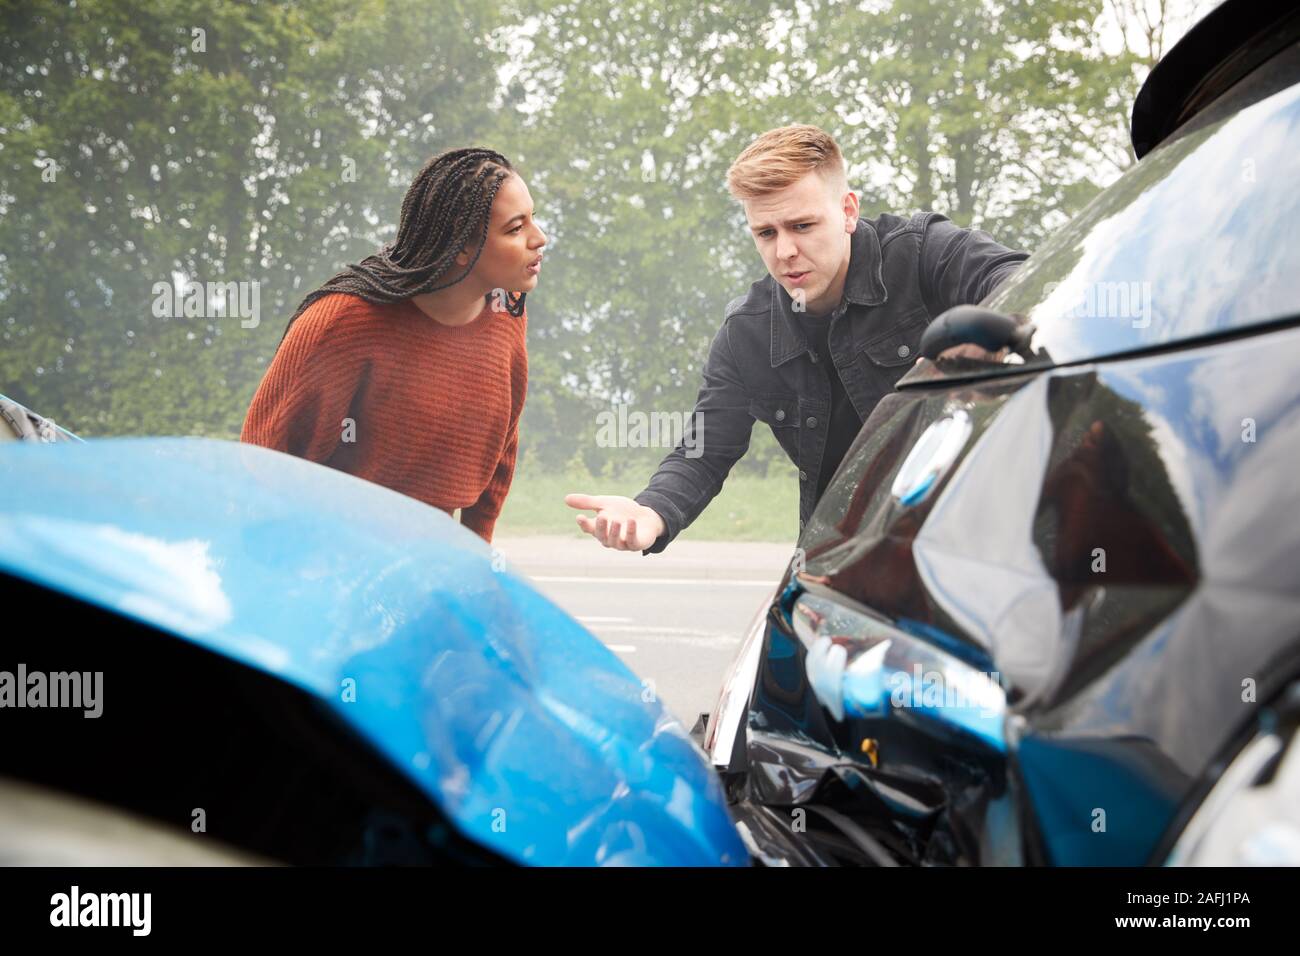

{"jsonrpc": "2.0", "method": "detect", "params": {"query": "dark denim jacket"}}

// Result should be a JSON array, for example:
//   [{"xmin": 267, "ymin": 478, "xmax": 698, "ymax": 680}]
[{"xmin": 634, "ymin": 211, "xmax": 1028, "ymax": 553}]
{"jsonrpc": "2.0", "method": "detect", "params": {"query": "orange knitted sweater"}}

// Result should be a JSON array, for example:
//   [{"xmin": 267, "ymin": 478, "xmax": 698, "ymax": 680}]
[{"xmin": 240, "ymin": 292, "xmax": 527, "ymax": 542}]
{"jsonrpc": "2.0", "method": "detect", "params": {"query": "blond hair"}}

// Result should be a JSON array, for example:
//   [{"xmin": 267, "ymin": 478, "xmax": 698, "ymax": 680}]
[{"xmin": 726, "ymin": 124, "xmax": 849, "ymax": 201}]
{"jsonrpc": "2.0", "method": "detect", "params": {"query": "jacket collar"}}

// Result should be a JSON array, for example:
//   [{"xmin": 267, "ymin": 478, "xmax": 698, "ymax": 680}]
[{"xmin": 770, "ymin": 218, "xmax": 887, "ymax": 367}]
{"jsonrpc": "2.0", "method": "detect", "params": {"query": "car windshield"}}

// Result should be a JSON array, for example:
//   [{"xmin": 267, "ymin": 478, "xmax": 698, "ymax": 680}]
[{"xmin": 921, "ymin": 45, "xmax": 1300, "ymax": 377}]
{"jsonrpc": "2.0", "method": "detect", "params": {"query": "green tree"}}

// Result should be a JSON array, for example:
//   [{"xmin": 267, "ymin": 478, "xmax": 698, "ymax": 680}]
[
  {"xmin": 2, "ymin": 0, "xmax": 1209, "ymax": 474},
  {"xmin": 1, "ymin": 0, "xmax": 507, "ymax": 435}
]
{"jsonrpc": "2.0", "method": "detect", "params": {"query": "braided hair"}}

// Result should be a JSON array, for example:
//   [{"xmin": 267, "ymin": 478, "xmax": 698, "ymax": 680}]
[{"xmin": 278, "ymin": 146, "xmax": 526, "ymax": 349}]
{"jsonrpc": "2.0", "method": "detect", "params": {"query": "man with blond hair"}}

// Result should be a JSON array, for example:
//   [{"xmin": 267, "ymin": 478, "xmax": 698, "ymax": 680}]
[{"xmin": 566, "ymin": 124, "xmax": 1027, "ymax": 553}]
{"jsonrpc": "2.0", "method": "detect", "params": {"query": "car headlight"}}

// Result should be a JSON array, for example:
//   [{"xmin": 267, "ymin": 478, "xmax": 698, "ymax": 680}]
[
  {"xmin": 791, "ymin": 588, "xmax": 1008, "ymax": 752},
  {"xmin": 1165, "ymin": 693, "xmax": 1300, "ymax": 866}
]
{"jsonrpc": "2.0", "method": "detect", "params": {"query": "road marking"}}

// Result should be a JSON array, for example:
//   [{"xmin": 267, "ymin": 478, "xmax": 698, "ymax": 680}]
[
  {"xmin": 577, "ymin": 615, "xmax": 634, "ymax": 623},
  {"xmin": 605, "ymin": 644, "xmax": 637, "ymax": 653},
  {"xmin": 588, "ymin": 625, "xmax": 742, "ymax": 650},
  {"xmin": 534, "ymin": 575, "xmax": 775, "ymax": 587}
]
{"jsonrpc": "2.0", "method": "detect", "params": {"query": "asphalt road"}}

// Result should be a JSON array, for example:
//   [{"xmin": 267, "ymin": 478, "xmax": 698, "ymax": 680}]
[{"xmin": 493, "ymin": 535, "xmax": 797, "ymax": 726}]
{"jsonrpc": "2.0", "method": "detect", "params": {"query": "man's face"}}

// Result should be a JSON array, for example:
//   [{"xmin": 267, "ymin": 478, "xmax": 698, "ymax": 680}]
[
  {"xmin": 462, "ymin": 172, "xmax": 547, "ymax": 295},
  {"xmin": 743, "ymin": 170, "xmax": 859, "ymax": 315}
]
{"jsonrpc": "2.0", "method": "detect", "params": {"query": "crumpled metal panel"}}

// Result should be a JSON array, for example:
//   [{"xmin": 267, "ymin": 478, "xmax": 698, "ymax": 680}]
[
  {"xmin": 0, "ymin": 437, "xmax": 747, "ymax": 866},
  {"xmin": 743, "ymin": 325, "xmax": 1300, "ymax": 864}
]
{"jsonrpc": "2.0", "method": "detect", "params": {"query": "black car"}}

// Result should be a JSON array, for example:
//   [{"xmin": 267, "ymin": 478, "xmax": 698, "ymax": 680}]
[{"xmin": 696, "ymin": 0, "xmax": 1300, "ymax": 866}]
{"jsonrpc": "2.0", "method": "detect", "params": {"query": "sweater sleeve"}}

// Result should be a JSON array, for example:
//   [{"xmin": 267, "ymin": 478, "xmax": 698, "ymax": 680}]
[
  {"xmin": 460, "ymin": 308, "xmax": 528, "ymax": 543},
  {"xmin": 459, "ymin": 418, "xmax": 519, "ymax": 543},
  {"xmin": 240, "ymin": 295, "xmax": 364, "ymax": 465}
]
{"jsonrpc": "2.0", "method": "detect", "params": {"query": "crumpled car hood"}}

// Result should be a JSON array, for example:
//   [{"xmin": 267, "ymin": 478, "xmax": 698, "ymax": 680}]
[{"xmin": 0, "ymin": 437, "xmax": 746, "ymax": 866}]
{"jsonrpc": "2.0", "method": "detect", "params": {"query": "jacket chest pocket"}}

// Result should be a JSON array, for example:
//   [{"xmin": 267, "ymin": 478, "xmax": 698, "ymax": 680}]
[
  {"xmin": 749, "ymin": 393, "xmax": 802, "ymax": 458},
  {"xmin": 857, "ymin": 311, "xmax": 928, "ymax": 388},
  {"xmin": 749, "ymin": 393, "xmax": 800, "ymax": 425},
  {"xmin": 749, "ymin": 393, "xmax": 828, "ymax": 466}
]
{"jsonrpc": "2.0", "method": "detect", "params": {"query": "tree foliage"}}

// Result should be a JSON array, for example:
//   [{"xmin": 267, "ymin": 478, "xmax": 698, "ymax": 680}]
[{"xmin": 0, "ymin": 0, "xmax": 1208, "ymax": 474}]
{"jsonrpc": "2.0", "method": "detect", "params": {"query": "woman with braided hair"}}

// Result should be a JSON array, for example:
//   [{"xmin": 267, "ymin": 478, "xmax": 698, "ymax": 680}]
[{"xmin": 241, "ymin": 147, "xmax": 545, "ymax": 543}]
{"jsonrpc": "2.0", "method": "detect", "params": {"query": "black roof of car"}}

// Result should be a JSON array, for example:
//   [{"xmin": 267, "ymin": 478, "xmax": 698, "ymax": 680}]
[{"xmin": 1131, "ymin": 0, "xmax": 1300, "ymax": 158}]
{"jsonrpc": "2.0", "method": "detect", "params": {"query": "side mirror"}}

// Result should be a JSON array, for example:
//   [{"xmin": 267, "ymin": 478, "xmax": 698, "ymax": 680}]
[{"xmin": 919, "ymin": 305, "xmax": 1035, "ymax": 360}]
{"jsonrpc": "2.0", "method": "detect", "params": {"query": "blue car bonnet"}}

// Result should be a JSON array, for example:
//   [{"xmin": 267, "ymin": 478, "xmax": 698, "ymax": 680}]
[{"xmin": 0, "ymin": 437, "xmax": 746, "ymax": 866}]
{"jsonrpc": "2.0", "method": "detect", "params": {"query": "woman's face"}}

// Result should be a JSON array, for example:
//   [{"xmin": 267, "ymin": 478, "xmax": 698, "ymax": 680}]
[{"xmin": 460, "ymin": 172, "xmax": 547, "ymax": 296}]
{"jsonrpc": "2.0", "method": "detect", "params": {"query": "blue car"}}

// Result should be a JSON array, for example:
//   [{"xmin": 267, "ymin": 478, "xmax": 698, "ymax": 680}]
[{"xmin": 0, "ymin": 411, "xmax": 747, "ymax": 866}]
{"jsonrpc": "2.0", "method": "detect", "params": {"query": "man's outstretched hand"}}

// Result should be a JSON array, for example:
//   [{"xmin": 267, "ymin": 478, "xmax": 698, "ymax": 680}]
[{"xmin": 564, "ymin": 493, "xmax": 666, "ymax": 551}]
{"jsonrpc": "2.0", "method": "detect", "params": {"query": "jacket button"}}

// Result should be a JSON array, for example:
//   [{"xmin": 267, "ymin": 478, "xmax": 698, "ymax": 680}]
[
  {"xmin": 897, "ymin": 344, "xmax": 910, "ymax": 358},
  {"xmin": 775, "ymin": 409, "xmax": 785, "ymax": 422},
  {"xmin": 799, "ymin": 470, "xmax": 808, "ymax": 481},
  {"xmin": 806, "ymin": 416, "xmax": 818, "ymax": 428}
]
